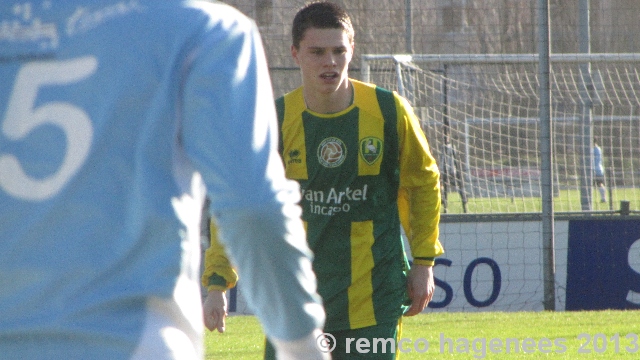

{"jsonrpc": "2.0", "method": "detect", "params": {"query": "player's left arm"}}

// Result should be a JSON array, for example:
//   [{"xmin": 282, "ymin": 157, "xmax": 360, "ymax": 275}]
[{"xmin": 395, "ymin": 95, "xmax": 444, "ymax": 316}]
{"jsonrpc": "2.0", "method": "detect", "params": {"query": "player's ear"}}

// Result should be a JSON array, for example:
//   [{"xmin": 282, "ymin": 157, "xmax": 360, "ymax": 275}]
[{"xmin": 291, "ymin": 45, "xmax": 300, "ymax": 66}]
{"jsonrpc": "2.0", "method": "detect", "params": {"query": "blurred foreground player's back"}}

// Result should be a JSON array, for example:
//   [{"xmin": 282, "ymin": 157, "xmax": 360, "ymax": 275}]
[{"xmin": 0, "ymin": 1, "xmax": 325, "ymax": 359}]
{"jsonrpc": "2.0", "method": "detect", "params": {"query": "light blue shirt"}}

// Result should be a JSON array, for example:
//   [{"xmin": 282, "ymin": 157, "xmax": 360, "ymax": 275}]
[{"xmin": 0, "ymin": 1, "xmax": 323, "ymax": 358}]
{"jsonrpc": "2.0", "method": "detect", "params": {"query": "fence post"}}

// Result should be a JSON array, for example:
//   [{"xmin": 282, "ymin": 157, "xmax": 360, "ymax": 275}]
[{"xmin": 538, "ymin": 0, "xmax": 556, "ymax": 311}]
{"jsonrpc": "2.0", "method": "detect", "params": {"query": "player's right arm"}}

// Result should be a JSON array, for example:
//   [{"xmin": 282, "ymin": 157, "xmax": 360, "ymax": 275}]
[
  {"xmin": 202, "ymin": 220, "xmax": 237, "ymax": 333},
  {"xmin": 202, "ymin": 219, "xmax": 238, "ymax": 293}
]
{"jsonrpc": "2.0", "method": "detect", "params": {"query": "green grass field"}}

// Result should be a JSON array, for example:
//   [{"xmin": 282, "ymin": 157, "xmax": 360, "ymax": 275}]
[
  {"xmin": 441, "ymin": 188, "xmax": 640, "ymax": 214},
  {"xmin": 205, "ymin": 310, "xmax": 640, "ymax": 359}
]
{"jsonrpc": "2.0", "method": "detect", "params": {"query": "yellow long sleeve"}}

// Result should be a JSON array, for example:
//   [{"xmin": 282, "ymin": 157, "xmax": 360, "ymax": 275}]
[
  {"xmin": 201, "ymin": 219, "xmax": 238, "ymax": 291},
  {"xmin": 395, "ymin": 95, "xmax": 444, "ymax": 265}
]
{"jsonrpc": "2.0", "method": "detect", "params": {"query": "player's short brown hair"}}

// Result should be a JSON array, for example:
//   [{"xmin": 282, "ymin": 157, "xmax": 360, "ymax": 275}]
[{"xmin": 291, "ymin": 1, "xmax": 354, "ymax": 49}]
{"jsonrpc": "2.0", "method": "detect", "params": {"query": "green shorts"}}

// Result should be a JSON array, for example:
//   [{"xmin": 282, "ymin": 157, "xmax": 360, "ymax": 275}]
[{"xmin": 264, "ymin": 319, "xmax": 402, "ymax": 360}]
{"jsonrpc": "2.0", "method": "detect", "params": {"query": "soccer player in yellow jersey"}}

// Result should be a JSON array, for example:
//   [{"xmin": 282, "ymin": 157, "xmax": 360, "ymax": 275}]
[{"xmin": 203, "ymin": 1, "xmax": 443, "ymax": 359}]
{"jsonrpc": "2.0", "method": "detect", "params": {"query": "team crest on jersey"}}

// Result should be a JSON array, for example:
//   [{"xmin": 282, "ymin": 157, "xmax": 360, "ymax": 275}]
[
  {"xmin": 360, "ymin": 137, "xmax": 383, "ymax": 165},
  {"xmin": 317, "ymin": 137, "xmax": 347, "ymax": 168}
]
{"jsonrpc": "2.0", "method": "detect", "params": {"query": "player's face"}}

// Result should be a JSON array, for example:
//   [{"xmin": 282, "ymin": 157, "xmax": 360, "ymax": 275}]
[{"xmin": 292, "ymin": 27, "xmax": 353, "ymax": 95}]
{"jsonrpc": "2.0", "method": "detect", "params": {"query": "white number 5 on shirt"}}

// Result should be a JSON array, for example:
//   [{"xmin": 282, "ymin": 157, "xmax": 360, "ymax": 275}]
[{"xmin": 1, "ymin": 56, "xmax": 97, "ymax": 201}]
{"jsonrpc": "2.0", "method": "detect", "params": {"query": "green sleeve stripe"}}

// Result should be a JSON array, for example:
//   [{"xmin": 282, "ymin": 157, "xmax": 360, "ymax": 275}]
[
  {"xmin": 374, "ymin": 86, "xmax": 399, "ymax": 164},
  {"xmin": 413, "ymin": 257, "xmax": 435, "ymax": 261},
  {"xmin": 374, "ymin": 86, "xmax": 397, "ymax": 127},
  {"xmin": 207, "ymin": 273, "xmax": 227, "ymax": 287},
  {"xmin": 275, "ymin": 96, "xmax": 285, "ymax": 158}
]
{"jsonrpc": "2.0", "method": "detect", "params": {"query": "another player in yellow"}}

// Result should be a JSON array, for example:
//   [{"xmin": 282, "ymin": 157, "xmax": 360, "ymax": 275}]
[
  {"xmin": 203, "ymin": 2, "xmax": 443, "ymax": 359},
  {"xmin": 269, "ymin": 2, "xmax": 443, "ymax": 358}
]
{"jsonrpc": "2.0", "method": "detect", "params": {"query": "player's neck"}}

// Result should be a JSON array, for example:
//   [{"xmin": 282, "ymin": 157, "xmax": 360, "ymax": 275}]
[{"xmin": 303, "ymin": 80, "xmax": 353, "ymax": 114}]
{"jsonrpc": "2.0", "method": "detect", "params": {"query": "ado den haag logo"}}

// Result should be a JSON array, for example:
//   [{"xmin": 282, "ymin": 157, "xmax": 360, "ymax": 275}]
[
  {"xmin": 360, "ymin": 136, "xmax": 382, "ymax": 165},
  {"xmin": 317, "ymin": 137, "xmax": 346, "ymax": 168}
]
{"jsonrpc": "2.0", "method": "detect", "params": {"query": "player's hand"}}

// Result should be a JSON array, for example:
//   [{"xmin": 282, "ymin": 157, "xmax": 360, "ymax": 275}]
[
  {"xmin": 203, "ymin": 289, "xmax": 227, "ymax": 333},
  {"xmin": 404, "ymin": 264, "xmax": 434, "ymax": 316}
]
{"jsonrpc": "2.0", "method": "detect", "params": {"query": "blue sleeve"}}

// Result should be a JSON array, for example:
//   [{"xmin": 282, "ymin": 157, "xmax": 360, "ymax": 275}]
[{"xmin": 180, "ymin": 8, "xmax": 325, "ymax": 341}]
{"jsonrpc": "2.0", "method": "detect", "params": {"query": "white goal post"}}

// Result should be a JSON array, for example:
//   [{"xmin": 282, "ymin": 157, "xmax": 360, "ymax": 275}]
[{"xmin": 361, "ymin": 53, "xmax": 640, "ymax": 214}]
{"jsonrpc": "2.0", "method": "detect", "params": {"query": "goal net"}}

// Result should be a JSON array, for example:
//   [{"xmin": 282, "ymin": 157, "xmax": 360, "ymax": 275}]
[{"xmin": 361, "ymin": 54, "xmax": 640, "ymax": 214}]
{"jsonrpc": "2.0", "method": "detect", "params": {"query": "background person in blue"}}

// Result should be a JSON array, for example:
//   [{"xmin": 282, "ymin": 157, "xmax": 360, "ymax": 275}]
[
  {"xmin": 0, "ymin": 1, "xmax": 326, "ymax": 359},
  {"xmin": 593, "ymin": 137, "xmax": 607, "ymax": 203}
]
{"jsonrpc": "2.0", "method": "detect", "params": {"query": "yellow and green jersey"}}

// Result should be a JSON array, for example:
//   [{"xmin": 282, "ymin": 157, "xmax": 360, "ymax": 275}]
[{"xmin": 276, "ymin": 79, "xmax": 443, "ymax": 332}]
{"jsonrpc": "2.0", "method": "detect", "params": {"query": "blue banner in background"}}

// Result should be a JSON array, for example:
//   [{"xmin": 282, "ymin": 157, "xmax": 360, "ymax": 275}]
[{"xmin": 566, "ymin": 219, "xmax": 640, "ymax": 310}]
